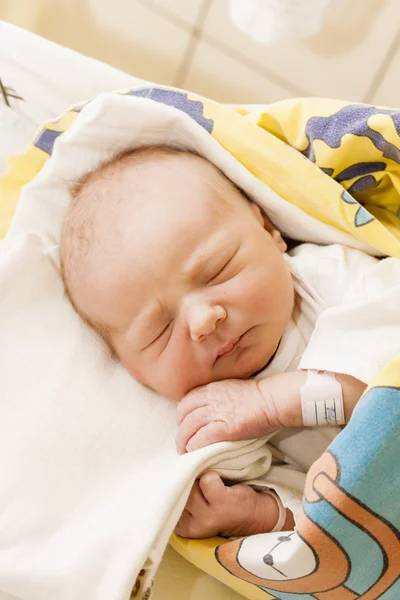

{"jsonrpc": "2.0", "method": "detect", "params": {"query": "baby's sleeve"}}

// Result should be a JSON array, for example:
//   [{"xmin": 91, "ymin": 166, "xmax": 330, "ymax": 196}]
[{"xmin": 299, "ymin": 255, "xmax": 400, "ymax": 384}]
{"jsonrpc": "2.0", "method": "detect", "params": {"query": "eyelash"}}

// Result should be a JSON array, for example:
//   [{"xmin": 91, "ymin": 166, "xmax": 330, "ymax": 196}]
[
  {"xmin": 207, "ymin": 254, "xmax": 236, "ymax": 285},
  {"xmin": 152, "ymin": 321, "xmax": 172, "ymax": 345}
]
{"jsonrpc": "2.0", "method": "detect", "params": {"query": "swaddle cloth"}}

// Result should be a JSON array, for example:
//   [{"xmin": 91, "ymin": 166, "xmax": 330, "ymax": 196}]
[{"xmin": 1, "ymin": 86, "xmax": 400, "ymax": 600}]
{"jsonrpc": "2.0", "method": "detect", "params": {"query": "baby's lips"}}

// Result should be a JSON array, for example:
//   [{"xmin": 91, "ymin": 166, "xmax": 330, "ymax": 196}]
[{"xmin": 214, "ymin": 335, "xmax": 242, "ymax": 363}]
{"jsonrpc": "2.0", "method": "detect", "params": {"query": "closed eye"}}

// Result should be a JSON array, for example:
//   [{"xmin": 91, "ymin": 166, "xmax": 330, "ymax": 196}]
[
  {"xmin": 207, "ymin": 246, "xmax": 240, "ymax": 285},
  {"xmin": 144, "ymin": 321, "xmax": 172, "ymax": 349}
]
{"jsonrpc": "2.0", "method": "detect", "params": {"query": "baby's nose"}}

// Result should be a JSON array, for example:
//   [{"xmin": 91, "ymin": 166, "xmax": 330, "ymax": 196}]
[{"xmin": 189, "ymin": 303, "xmax": 226, "ymax": 343}]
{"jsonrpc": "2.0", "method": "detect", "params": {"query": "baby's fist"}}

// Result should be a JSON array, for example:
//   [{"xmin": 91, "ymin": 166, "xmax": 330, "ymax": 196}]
[{"xmin": 176, "ymin": 378, "xmax": 279, "ymax": 453}]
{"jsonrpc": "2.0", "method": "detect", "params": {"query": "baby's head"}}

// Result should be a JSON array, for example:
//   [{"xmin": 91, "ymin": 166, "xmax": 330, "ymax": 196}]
[{"xmin": 61, "ymin": 146, "xmax": 294, "ymax": 400}]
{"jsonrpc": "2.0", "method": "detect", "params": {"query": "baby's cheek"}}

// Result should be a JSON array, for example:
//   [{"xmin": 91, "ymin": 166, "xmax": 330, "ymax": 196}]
[
  {"xmin": 235, "ymin": 271, "xmax": 270, "ymax": 314},
  {"xmin": 250, "ymin": 264, "xmax": 291, "ymax": 320},
  {"xmin": 118, "ymin": 350, "xmax": 150, "ymax": 388},
  {"xmin": 161, "ymin": 341, "xmax": 210, "ymax": 400}
]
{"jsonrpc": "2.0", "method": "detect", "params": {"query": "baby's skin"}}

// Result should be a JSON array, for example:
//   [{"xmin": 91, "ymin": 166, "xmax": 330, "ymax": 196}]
[
  {"xmin": 175, "ymin": 471, "xmax": 285, "ymax": 539},
  {"xmin": 60, "ymin": 146, "xmax": 366, "ymax": 538}
]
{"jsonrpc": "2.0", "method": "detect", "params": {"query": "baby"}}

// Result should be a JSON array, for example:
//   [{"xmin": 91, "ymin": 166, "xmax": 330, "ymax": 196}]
[{"xmin": 60, "ymin": 145, "xmax": 379, "ymax": 538}]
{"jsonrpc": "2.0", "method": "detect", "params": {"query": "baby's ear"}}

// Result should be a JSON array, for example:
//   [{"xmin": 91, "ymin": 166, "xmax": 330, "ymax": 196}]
[
  {"xmin": 249, "ymin": 203, "xmax": 287, "ymax": 253},
  {"xmin": 270, "ymin": 229, "xmax": 287, "ymax": 253}
]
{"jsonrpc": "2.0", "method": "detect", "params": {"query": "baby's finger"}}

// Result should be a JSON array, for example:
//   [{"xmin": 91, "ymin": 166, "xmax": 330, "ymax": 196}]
[
  {"xmin": 174, "ymin": 509, "xmax": 192, "ymax": 537},
  {"xmin": 176, "ymin": 388, "xmax": 209, "ymax": 426},
  {"xmin": 186, "ymin": 421, "xmax": 228, "ymax": 452},
  {"xmin": 185, "ymin": 480, "xmax": 208, "ymax": 514},
  {"xmin": 198, "ymin": 471, "xmax": 226, "ymax": 504},
  {"xmin": 175, "ymin": 406, "xmax": 214, "ymax": 454}
]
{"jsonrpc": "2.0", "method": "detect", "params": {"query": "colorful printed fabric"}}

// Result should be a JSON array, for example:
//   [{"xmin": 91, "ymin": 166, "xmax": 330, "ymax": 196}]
[{"xmin": 1, "ymin": 85, "xmax": 400, "ymax": 599}]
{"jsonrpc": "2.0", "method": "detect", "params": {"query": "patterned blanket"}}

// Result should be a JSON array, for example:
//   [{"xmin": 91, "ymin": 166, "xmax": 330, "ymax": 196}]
[{"xmin": 1, "ymin": 86, "xmax": 399, "ymax": 600}]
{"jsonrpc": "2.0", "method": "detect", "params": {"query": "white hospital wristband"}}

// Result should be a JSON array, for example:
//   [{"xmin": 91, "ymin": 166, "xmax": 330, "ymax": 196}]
[
  {"xmin": 301, "ymin": 370, "xmax": 345, "ymax": 427},
  {"xmin": 262, "ymin": 490, "xmax": 287, "ymax": 533}
]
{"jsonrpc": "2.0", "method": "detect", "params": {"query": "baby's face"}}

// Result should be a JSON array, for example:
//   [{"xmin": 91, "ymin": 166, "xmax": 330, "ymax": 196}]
[{"xmin": 77, "ymin": 156, "xmax": 294, "ymax": 400}]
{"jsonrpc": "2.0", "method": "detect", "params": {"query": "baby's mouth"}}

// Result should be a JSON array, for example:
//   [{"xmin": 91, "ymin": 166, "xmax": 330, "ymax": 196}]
[{"xmin": 214, "ymin": 332, "xmax": 247, "ymax": 363}]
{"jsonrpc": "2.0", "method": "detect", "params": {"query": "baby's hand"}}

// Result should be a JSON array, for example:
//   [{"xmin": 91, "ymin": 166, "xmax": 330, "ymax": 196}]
[
  {"xmin": 175, "ymin": 471, "xmax": 280, "ymax": 539},
  {"xmin": 176, "ymin": 379, "xmax": 280, "ymax": 454}
]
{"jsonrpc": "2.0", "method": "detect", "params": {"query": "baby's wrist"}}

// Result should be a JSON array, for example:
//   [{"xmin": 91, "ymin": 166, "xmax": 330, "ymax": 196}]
[
  {"xmin": 253, "ymin": 490, "xmax": 295, "ymax": 533},
  {"xmin": 257, "ymin": 372, "xmax": 306, "ymax": 428},
  {"xmin": 221, "ymin": 486, "xmax": 294, "ymax": 537},
  {"xmin": 220, "ymin": 487, "xmax": 280, "ymax": 537},
  {"xmin": 245, "ymin": 489, "xmax": 281, "ymax": 535}
]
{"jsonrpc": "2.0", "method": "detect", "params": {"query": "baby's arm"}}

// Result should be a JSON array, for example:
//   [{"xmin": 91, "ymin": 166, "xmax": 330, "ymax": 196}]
[
  {"xmin": 175, "ymin": 471, "xmax": 295, "ymax": 539},
  {"xmin": 258, "ymin": 370, "xmax": 367, "ymax": 428},
  {"xmin": 176, "ymin": 372, "xmax": 366, "ymax": 453}
]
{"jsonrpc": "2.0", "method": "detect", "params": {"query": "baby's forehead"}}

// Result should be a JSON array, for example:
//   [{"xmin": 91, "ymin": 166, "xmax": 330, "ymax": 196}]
[{"xmin": 97, "ymin": 150, "xmax": 238, "ymax": 217}]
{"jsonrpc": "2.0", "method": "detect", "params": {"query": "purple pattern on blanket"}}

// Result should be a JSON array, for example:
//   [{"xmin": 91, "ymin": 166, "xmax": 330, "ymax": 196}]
[
  {"xmin": 335, "ymin": 162, "xmax": 386, "ymax": 182},
  {"xmin": 124, "ymin": 87, "xmax": 214, "ymax": 133},
  {"xmin": 302, "ymin": 105, "xmax": 400, "ymax": 164},
  {"xmin": 33, "ymin": 129, "xmax": 62, "ymax": 154}
]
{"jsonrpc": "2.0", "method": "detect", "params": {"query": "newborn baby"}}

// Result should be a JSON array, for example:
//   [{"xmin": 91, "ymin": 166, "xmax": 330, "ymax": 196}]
[{"xmin": 61, "ymin": 145, "xmax": 375, "ymax": 538}]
